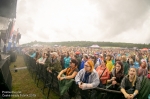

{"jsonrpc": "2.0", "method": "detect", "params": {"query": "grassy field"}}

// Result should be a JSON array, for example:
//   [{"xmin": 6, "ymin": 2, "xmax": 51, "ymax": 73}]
[{"xmin": 10, "ymin": 55, "xmax": 59, "ymax": 99}]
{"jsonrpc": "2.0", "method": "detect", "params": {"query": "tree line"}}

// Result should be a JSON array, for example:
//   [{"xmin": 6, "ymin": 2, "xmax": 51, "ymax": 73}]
[{"xmin": 22, "ymin": 41, "xmax": 150, "ymax": 49}]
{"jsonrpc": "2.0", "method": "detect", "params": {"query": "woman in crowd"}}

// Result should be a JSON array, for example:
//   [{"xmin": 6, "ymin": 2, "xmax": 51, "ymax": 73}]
[
  {"xmin": 107, "ymin": 61, "xmax": 124, "ymax": 90},
  {"xmin": 138, "ymin": 61, "xmax": 148, "ymax": 81},
  {"xmin": 36, "ymin": 52, "xmax": 47, "ymax": 64},
  {"xmin": 36, "ymin": 53, "xmax": 45, "ymax": 63},
  {"xmin": 106, "ymin": 54, "xmax": 114, "ymax": 72},
  {"xmin": 57, "ymin": 59, "xmax": 79, "ymax": 97},
  {"xmin": 75, "ymin": 59, "xmax": 99, "ymax": 89},
  {"xmin": 120, "ymin": 67, "xmax": 141, "ymax": 99},
  {"xmin": 96, "ymin": 60, "xmax": 109, "ymax": 88},
  {"xmin": 75, "ymin": 60, "xmax": 99, "ymax": 99}
]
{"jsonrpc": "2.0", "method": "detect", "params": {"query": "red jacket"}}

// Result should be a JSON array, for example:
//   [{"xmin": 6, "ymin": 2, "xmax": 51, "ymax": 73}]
[{"xmin": 96, "ymin": 65, "xmax": 110, "ymax": 84}]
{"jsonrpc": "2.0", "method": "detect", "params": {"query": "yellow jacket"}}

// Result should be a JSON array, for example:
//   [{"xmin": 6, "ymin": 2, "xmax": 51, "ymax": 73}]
[{"xmin": 106, "ymin": 60, "xmax": 114, "ymax": 72}]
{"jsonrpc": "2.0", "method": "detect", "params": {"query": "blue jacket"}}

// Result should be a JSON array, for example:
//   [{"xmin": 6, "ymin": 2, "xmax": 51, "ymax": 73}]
[{"xmin": 79, "ymin": 60, "xmax": 86, "ymax": 70}]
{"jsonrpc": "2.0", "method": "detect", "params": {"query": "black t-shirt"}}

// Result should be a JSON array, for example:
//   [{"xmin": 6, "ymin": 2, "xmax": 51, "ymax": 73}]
[
  {"xmin": 121, "ymin": 76, "xmax": 141, "ymax": 91},
  {"xmin": 110, "ymin": 69, "xmax": 124, "ymax": 84}
]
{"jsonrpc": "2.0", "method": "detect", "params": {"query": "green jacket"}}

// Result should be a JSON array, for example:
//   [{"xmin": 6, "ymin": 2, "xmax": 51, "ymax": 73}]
[
  {"xmin": 48, "ymin": 58, "xmax": 62, "ymax": 72},
  {"xmin": 122, "ymin": 61, "xmax": 129, "ymax": 75},
  {"xmin": 58, "ymin": 78, "xmax": 74, "ymax": 95}
]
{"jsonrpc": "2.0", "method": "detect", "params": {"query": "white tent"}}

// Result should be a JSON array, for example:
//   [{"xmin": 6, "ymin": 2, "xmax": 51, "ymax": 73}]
[
  {"xmin": 90, "ymin": 45, "xmax": 100, "ymax": 48},
  {"xmin": 54, "ymin": 45, "xmax": 59, "ymax": 47}
]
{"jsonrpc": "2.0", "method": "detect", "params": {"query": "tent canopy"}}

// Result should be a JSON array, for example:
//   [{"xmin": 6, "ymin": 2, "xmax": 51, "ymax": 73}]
[
  {"xmin": 141, "ymin": 48, "xmax": 148, "ymax": 51},
  {"xmin": 90, "ymin": 45, "xmax": 100, "ymax": 48}
]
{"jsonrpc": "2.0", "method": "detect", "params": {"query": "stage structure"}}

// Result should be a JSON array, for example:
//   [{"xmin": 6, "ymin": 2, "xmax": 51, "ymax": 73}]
[{"xmin": 0, "ymin": 0, "xmax": 18, "ymax": 98}]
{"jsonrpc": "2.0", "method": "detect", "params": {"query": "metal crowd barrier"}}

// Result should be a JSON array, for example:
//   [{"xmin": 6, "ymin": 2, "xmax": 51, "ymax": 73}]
[
  {"xmin": 23, "ymin": 53, "xmax": 150, "ymax": 99},
  {"xmin": 23, "ymin": 54, "xmax": 60, "ymax": 98}
]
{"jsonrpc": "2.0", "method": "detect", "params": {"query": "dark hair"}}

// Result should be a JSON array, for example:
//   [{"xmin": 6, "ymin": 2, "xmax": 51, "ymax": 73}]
[
  {"xmin": 71, "ymin": 59, "xmax": 78, "ymax": 66},
  {"xmin": 84, "ymin": 55, "xmax": 88, "ymax": 59},
  {"xmin": 115, "ymin": 61, "xmax": 124, "ymax": 78},
  {"xmin": 89, "ymin": 55, "xmax": 94, "ymax": 59},
  {"xmin": 107, "ymin": 54, "xmax": 112, "ymax": 61},
  {"xmin": 101, "ymin": 59, "xmax": 107, "ymax": 64},
  {"xmin": 67, "ymin": 52, "xmax": 70, "ymax": 57},
  {"xmin": 45, "ymin": 53, "xmax": 49, "ymax": 57},
  {"xmin": 44, "ymin": 51, "xmax": 49, "ymax": 57}
]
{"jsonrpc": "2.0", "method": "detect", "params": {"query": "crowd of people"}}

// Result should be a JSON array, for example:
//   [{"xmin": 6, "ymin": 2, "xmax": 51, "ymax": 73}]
[{"xmin": 22, "ymin": 46, "xmax": 150, "ymax": 99}]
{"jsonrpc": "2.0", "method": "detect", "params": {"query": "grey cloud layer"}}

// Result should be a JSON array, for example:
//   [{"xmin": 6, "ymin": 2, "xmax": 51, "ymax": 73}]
[
  {"xmin": 91, "ymin": 0, "xmax": 150, "ymax": 39},
  {"xmin": 15, "ymin": 0, "xmax": 150, "ymax": 44}
]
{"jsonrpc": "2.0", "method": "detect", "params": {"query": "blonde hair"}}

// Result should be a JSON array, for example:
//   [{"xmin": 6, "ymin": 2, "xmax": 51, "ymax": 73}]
[
  {"xmin": 121, "ymin": 55, "xmax": 126, "ymax": 62},
  {"xmin": 128, "ymin": 67, "xmax": 137, "ymax": 86}
]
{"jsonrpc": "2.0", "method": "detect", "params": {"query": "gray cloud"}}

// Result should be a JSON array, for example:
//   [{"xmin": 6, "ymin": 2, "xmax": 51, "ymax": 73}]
[
  {"xmin": 91, "ymin": 0, "xmax": 150, "ymax": 38},
  {"xmin": 15, "ymin": 0, "xmax": 150, "ymax": 44}
]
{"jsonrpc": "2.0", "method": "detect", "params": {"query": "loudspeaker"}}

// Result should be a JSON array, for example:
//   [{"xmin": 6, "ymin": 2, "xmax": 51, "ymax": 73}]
[
  {"xmin": 1, "ymin": 31, "xmax": 7, "ymax": 44},
  {"xmin": 0, "ymin": 58, "xmax": 12, "ymax": 97},
  {"xmin": 0, "ymin": 0, "xmax": 17, "ymax": 18},
  {"xmin": 10, "ymin": 51, "xmax": 17, "ymax": 62}
]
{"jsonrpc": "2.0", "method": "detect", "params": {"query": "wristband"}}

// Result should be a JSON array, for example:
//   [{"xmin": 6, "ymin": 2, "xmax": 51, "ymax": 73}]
[
  {"xmin": 64, "ymin": 76, "xmax": 66, "ymax": 79},
  {"xmin": 133, "ymin": 93, "xmax": 136, "ymax": 97}
]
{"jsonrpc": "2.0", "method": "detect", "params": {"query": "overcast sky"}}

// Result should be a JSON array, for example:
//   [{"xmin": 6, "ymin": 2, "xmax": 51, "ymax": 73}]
[{"xmin": 15, "ymin": 0, "xmax": 150, "ymax": 44}]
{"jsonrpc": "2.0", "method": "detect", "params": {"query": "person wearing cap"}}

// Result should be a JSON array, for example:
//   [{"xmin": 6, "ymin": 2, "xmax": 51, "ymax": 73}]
[
  {"xmin": 75, "ymin": 60, "xmax": 99, "ymax": 97},
  {"xmin": 47, "ymin": 52, "xmax": 62, "ymax": 73}
]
